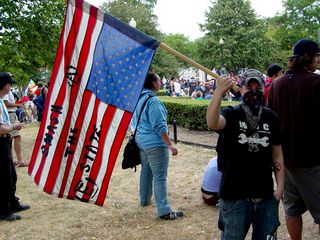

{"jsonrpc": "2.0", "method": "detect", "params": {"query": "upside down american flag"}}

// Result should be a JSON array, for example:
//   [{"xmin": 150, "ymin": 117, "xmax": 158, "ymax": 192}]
[{"xmin": 28, "ymin": 0, "xmax": 159, "ymax": 206}]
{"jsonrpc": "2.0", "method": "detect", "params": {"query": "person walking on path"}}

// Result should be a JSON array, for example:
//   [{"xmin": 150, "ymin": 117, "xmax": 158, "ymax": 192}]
[
  {"xmin": 0, "ymin": 72, "xmax": 30, "ymax": 222},
  {"xmin": 268, "ymin": 38, "xmax": 320, "ymax": 240},
  {"xmin": 207, "ymin": 69, "xmax": 284, "ymax": 239}
]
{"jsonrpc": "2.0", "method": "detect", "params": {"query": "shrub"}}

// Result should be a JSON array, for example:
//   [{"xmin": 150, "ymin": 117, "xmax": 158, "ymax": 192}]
[
  {"xmin": 157, "ymin": 89, "xmax": 167, "ymax": 96},
  {"xmin": 158, "ymin": 96, "xmax": 238, "ymax": 130}
]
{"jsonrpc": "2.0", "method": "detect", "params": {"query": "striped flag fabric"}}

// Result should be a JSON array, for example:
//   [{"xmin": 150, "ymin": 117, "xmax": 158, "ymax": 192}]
[{"xmin": 28, "ymin": 0, "xmax": 159, "ymax": 206}]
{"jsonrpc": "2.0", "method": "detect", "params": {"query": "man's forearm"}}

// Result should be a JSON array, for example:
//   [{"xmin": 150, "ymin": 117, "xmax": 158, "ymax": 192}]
[{"xmin": 206, "ymin": 91, "xmax": 224, "ymax": 130}]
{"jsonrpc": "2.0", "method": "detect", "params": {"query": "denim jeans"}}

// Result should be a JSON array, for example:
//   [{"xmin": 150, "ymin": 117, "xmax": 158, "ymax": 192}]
[
  {"xmin": 139, "ymin": 146, "xmax": 172, "ymax": 217},
  {"xmin": 219, "ymin": 197, "xmax": 280, "ymax": 240}
]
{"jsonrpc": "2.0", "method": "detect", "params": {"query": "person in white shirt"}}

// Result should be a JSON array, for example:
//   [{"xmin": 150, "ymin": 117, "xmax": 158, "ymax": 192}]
[
  {"xmin": 201, "ymin": 157, "xmax": 222, "ymax": 206},
  {"xmin": 2, "ymin": 86, "xmax": 27, "ymax": 167}
]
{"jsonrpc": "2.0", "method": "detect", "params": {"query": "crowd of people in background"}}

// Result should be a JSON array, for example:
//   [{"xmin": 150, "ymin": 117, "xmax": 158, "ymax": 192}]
[
  {"xmin": 162, "ymin": 60, "xmax": 319, "ymax": 105},
  {"xmin": 10, "ymin": 80, "xmax": 48, "ymax": 123}
]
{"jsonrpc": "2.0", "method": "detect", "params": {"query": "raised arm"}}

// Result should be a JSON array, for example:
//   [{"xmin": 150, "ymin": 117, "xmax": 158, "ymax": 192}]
[{"xmin": 206, "ymin": 76, "xmax": 234, "ymax": 130}]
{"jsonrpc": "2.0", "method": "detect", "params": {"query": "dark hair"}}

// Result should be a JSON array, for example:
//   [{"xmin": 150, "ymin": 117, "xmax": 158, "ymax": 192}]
[
  {"xmin": 288, "ymin": 53, "xmax": 317, "ymax": 70},
  {"xmin": 37, "ymin": 81, "xmax": 44, "ymax": 88},
  {"xmin": 0, "ymin": 81, "xmax": 6, "ymax": 90},
  {"xmin": 143, "ymin": 72, "xmax": 159, "ymax": 90},
  {"xmin": 41, "ymin": 87, "xmax": 48, "ymax": 96},
  {"xmin": 267, "ymin": 64, "xmax": 283, "ymax": 77}
]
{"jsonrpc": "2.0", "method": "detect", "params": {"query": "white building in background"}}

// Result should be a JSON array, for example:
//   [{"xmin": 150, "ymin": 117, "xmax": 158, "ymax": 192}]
[
  {"xmin": 179, "ymin": 68, "xmax": 211, "ymax": 82},
  {"xmin": 179, "ymin": 68, "xmax": 218, "ymax": 82},
  {"xmin": 179, "ymin": 68, "xmax": 198, "ymax": 80}
]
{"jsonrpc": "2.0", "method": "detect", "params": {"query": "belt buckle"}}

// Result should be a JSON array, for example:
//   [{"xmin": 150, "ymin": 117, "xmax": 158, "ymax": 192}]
[{"xmin": 250, "ymin": 198, "xmax": 263, "ymax": 203}]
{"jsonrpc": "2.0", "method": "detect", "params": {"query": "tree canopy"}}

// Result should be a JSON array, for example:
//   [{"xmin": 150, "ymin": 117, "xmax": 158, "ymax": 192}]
[
  {"xmin": 271, "ymin": 0, "xmax": 320, "ymax": 51},
  {"xmin": 0, "ymin": 0, "xmax": 65, "ymax": 87},
  {"xmin": 197, "ymin": 0, "xmax": 281, "ymax": 73},
  {"xmin": 0, "ymin": 0, "xmax": 319, "ymax": 87}
]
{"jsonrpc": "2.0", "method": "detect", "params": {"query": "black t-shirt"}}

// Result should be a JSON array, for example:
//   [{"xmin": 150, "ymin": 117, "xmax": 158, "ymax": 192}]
[{"xmin": 217, "ymin": 105, "xmax": 281, "ymax": 200}]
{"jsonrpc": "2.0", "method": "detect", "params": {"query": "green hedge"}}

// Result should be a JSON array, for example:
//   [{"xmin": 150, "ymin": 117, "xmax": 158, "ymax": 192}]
[
  {"xmin": 158, "ymin": 96, "xmax": 238, "ymax": 130},
  {"xmin": 157, "ymin": 89, "xmax": 167, "ymax": 96}
]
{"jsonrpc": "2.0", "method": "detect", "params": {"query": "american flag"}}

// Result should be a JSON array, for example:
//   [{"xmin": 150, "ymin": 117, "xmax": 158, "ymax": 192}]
[{"xmin": 28, "ymin": 0, "xmax": 159, "ymax": 206}]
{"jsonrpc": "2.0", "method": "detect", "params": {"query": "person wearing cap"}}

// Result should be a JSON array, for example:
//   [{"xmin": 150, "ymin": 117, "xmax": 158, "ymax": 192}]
[
  {"xmin": 206, "ymin": 69, "xmax": 284, "ymax": 239},
  {"xmin": 0, "ymin": 72, "xmax": 30, "ymax": 221},
  {"xmin": 268, "ymin": 38, "xmax": 320, "ymax": 239},
  {"xmin": 264, "ymin": 64, "xmax": 283, "ymax": 103},
  {"xmin": 2, "ymin": 85, "xmax": 28, "ymax": 167}
]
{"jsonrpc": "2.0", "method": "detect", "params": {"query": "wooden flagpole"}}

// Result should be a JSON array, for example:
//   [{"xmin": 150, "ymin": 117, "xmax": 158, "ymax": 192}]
[{"xmin": 159, "ymin": 42, "xmax": 239, "ymax": 91}]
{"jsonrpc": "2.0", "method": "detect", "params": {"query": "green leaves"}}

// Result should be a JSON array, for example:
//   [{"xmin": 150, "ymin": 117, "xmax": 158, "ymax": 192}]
[
  {"xmin": 272, "ymin": 0, "xmax": 320, "ymax": 50},
  {"xmin": 0, "ymin": 0, "xmax": 65, "ymax": 87},
  {"xmin": 1, "ymin": 0, "xmax": 318, "ymax": 88},
  {"xmin": 197, "ymin": 0, "xmax": 280, "ymax": 72}
]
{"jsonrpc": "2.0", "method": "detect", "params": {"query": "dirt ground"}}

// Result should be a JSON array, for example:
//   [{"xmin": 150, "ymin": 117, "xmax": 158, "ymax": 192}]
[{"xmin": 0, "ymin": 124, "xmax": 318, "ymax": 240}]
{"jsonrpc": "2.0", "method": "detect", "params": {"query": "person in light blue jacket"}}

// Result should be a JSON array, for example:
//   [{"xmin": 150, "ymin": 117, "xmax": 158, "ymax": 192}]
[{"xmin": 131, "ymin": 72, "xmax": 183, "ymax": 220}]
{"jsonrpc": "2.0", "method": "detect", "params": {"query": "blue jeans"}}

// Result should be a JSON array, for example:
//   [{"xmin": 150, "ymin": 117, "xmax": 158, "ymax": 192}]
[
  {"xmin": 219, "ymin": 197, "xmax": 280, "ymax": 240},
  {"xmin": 139, "ymin": 147, "xmax": 172, "ymax": 217}
]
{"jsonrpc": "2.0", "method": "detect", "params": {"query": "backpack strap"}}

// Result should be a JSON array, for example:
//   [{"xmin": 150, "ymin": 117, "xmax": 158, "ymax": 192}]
[{"xmin": 132, "ymin": 95, "xmax": 154, "ymax": 139}]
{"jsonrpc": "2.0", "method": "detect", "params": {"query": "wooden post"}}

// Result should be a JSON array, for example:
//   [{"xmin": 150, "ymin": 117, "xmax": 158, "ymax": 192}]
[{"xmin": 173, "ymin": 119, "xmax": 177, "ymax": 144}]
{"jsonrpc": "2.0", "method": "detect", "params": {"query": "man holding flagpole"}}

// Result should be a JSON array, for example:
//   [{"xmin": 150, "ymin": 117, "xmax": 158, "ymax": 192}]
[{"xmin": 207, "ymin": 69, "xmax": 284, "ymax": 239}]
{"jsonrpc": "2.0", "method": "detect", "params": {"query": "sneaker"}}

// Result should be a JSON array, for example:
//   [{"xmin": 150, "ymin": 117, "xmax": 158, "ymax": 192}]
[
  {"xmin": 0, "ymin": 213, "xmax": 21, "ymax": 221},
  {"xmin": 159, "ymin": 211, "xmax": 184, "ymax": 220},
  {"xmin": 11, "ymin": 203, "xmax": 30, "ymax": 213}
]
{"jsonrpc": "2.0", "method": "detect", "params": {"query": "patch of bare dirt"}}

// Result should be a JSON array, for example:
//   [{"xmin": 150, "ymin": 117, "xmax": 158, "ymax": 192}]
[{"xmin": 168, "ymin": 124, "xmax": 218, "ymax": 148}]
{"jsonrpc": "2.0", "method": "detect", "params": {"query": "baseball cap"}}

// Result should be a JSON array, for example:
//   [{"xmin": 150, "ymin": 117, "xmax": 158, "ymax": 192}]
[
  {"xmin": 267, "ymin": 64, "xmax": 283, "ymax": 77},
  {"xmin": 0, "ymin": 72, "xmax": 17, "ymax": 85},
  {"xmin": 239, "ymin": 69, "xmax": 265, "ymax": 87},
  {"xmin": 293, "ymin": 39, "xmax": 320, "ymax": 56}
]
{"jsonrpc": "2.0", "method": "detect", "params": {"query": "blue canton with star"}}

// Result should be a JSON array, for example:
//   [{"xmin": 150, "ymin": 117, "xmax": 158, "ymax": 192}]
[{"xmin": 86, "ymin": 21, "xmax": 155, "ymax": 113}]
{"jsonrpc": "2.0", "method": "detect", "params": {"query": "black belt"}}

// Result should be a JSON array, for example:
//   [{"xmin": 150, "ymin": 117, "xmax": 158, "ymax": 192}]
[
  {"xmin": 247, "ymin": 198, "xmax": 263, "ymax": 203},
  {"xmin": 0, "ymin": 134, "xmax": 11, "ymax": 138}
]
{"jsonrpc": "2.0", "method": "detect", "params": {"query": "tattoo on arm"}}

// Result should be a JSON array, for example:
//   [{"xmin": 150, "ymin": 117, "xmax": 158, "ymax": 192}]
[{"xmin": 272, "ymin": 162, "xmax": 281, "ymax": 172}]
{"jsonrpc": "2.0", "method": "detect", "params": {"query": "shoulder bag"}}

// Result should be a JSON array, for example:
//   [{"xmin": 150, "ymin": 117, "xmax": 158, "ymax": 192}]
[{"xmin": 122, "ymin": 95, "xmax": 154, "ymax": 172}]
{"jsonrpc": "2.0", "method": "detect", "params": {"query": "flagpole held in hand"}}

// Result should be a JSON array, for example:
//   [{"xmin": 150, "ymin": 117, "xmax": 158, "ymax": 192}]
[{"xmin": 159, "ymin": 43, "xmax": 239, "ymax": 92}]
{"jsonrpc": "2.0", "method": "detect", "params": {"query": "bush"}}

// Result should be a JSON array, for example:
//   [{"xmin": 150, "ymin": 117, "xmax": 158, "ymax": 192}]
[
  {"xmin": 157, "ymin": 89, "xmax": 167, "ymax": 96},
  {"xmin": 158, "ymin": 96, "xmax": 238, "ymax": 130}
]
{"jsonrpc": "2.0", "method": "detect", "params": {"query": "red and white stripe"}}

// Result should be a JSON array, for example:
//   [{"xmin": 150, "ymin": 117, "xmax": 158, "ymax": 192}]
[{"xmin": 28, "ymin": 0, "xmax": 132, "ymax": 206}]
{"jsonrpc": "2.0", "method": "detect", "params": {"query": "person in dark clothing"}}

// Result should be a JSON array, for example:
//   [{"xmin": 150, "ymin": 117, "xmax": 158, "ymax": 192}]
[
  {"xmin": 207, "ymin": 69, "xmax": 284, "ymax": 240},
  {"xmin": 33, "ymin": 86, "xmax": 48, "ymax": 122},
  {"xmin": 264, "ymin": 64, "xmax": 283, "ymax": 103},
  {"xmin": 0, "ymin": 72, "xmax": 30, "ymax": 222},
  {"xmin": 268, "ymin": 38, "xmax": 320, "ymax": 240}
]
